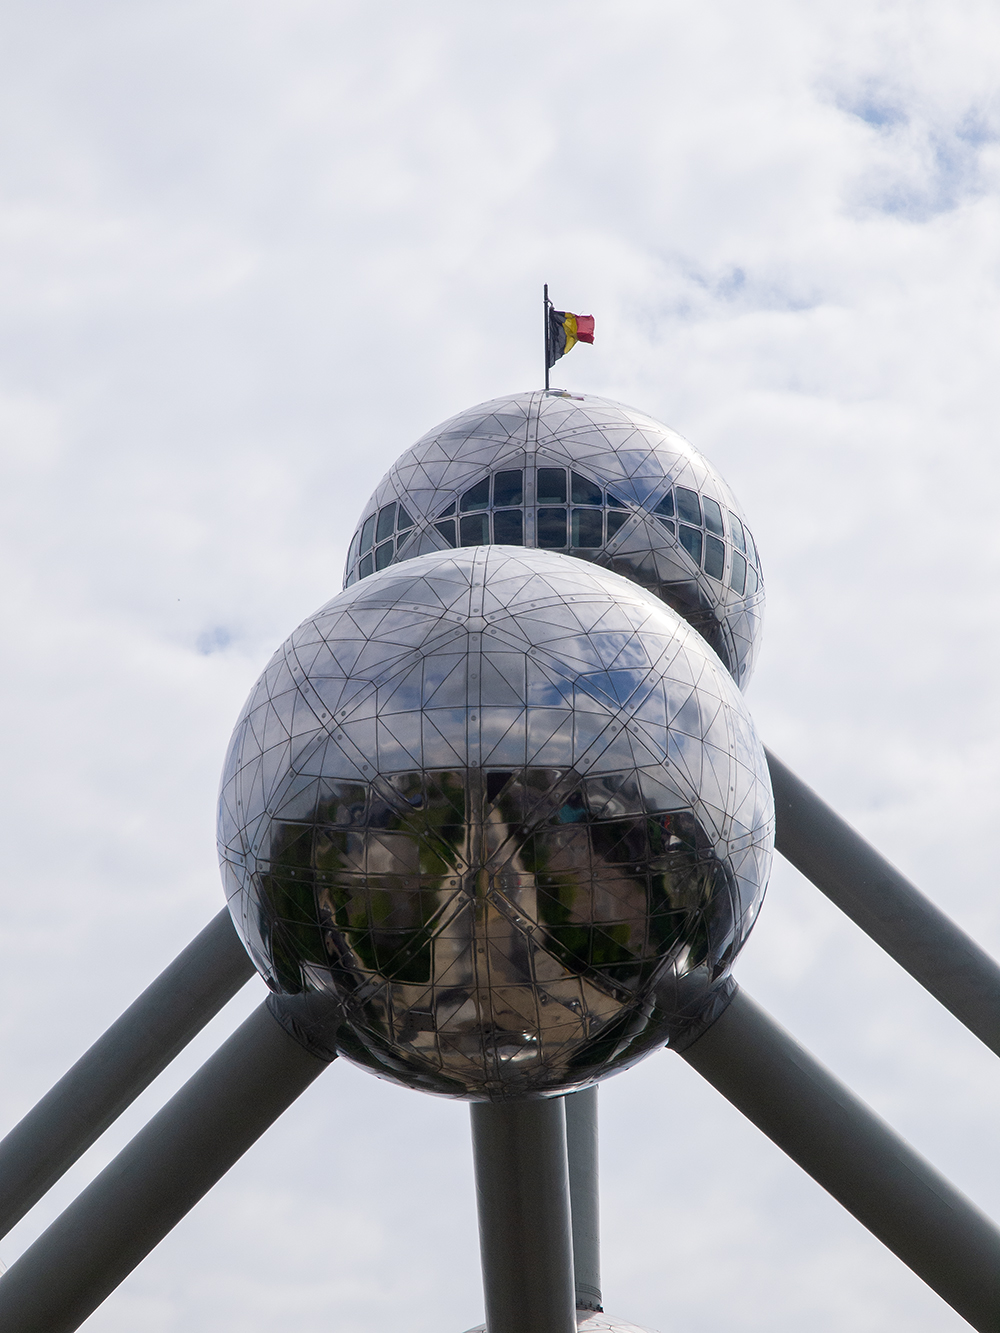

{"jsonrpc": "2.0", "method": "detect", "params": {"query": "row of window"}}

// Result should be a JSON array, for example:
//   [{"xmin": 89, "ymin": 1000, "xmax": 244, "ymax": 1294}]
[
  {"xmin": 655, "ymin": 485, "xmax": 760, "ymax": 572},
  {"xmin": 451, "ymin": 468, "xmax": 627, "ymax": 512},
  {"xmin": 347, "ymin": 468, "xmax": 761, "ymax": 597},
  {"xmin": 432, "ymin": 506, "xmax": 629, "ymax": 552},
  {"xmin": 657, "ymin": 487, "xmax": 761, "ymax": 595},
  {"xmin": 354, "ymin": 501, "xmax": 414, "ymax": 559},
  {"xmin": 347, "ymin": 501, "xmax": 416, "ymax": 580}
]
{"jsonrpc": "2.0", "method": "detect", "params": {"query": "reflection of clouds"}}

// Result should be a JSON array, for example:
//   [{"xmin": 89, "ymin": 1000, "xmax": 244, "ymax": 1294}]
[
  {"xmin": 220, "ymin": 548, "xmax": 773, "ymax": 1097},
  {"xmin": 345, "ymin": 392, "xmax": 765, "ymax": 687}
]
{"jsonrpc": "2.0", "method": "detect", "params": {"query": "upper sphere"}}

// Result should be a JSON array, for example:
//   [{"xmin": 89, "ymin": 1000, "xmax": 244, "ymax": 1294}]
[
  {"xmin": 219, "ymin": 546, "xmax": 773, "ymax": 1100},
  {"xmin": 344, "ymin": 391, "xmax": 764, "ymax": 688}
]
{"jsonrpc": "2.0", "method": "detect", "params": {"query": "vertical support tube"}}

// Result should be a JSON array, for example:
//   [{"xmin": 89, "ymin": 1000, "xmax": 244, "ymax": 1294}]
[
  {"xmin": 470, "ymin": 1098, "xmax": 577, "ymax": 1333},
  {"xmin": 564, "ymin": 1087, "xmax": 602, "ymax": 1312},
  {"xmin": 0, "ymin": 907, "xmax": 256, "ymax": 1240},
  {"xmin": 680, "ymin": 987, "xmax": 1000, "ymax": 1333},
  {"xmin": 0, "ymin": 1003, "xmax": 332, "ymax": 1333}
]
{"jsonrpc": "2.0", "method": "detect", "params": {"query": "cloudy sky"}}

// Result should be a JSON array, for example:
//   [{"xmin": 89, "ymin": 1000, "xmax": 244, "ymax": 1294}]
[{"xmin": 1, "ymin": 1, "xmax": 1000, "ymax": 1329}]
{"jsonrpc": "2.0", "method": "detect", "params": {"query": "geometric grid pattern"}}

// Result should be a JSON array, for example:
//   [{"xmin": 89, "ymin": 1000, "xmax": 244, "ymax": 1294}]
[
  {"xmin": 344, "ymin": 391, "xmax": 765, "ymax": 689},
  {"xmin": 218, "ymin": 547, "xmax": 773, "ymax": 1099}
]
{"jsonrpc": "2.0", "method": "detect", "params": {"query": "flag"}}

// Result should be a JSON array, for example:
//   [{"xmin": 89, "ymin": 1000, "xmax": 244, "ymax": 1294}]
[{"xmin": 547, "ymin": 308, "xmax": 595, "ymax": 368}]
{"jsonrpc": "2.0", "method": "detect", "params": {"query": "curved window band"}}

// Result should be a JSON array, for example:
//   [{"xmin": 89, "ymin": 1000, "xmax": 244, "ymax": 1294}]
[{"xmin": 349, "ymin": 472, "xmax": 762, "ymax": 599}]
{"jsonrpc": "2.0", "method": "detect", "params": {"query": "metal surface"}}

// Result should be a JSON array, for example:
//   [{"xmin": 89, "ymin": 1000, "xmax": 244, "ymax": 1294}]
[
  {"xmin": 767, "ymin": 747, "xmax": 1000, "ymax": 1058},
  {"xmin": 0, "ymin": 1003, "xmax": 331, "ymax": 1333},
  {"xmin": 219, "ymin": 545, "xmax": 774, "ymax": 1097},
  {"xmin": 470, "ymin": 1097, "xmax": 577, "ymax": 1333},
  {"xmin": 342, "ymin": 392, "xmax": 764, "ymax": 688},
  {"xmin": 681, "ymin": 987, "xmax": 1000, "ymax": 1332},
  {"xmin": 565, "ymin": 1086, "xmax": 602, "ymax": 1312},
  {"xmin": 0, "ymin": 907, "xmax": 255, "ymax": 1240}
]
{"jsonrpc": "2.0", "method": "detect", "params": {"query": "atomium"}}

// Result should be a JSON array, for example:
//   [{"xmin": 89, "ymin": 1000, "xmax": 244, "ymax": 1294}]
[
  {"xmin": 218, "ymin": 545, "xmax": 773, "ymax": 1099},
  {"xmin": 6, "ymin": 367, "xmax": 990, "ymax": 1333},
  {"xmin": 343, "ymin": 390, "xmax": 764, "ymax": 688}
]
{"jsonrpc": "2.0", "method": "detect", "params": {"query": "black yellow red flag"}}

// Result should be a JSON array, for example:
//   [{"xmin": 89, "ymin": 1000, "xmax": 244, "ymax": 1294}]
[{"xmin": 547, "ymin": 308, "xmax": 595, "ymax": 368}]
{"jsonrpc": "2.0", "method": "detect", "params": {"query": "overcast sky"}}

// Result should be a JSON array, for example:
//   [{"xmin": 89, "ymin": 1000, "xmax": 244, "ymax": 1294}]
[{"xmin": 1, "ymin": 1, "xmax": 1000, "ymax": 1330}]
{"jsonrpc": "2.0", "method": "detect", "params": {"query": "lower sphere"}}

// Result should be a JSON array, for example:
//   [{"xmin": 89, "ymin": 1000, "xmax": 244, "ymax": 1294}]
[{"xmin": 218, "ymin": 546, "xmax": 773, "ymax": 1098}]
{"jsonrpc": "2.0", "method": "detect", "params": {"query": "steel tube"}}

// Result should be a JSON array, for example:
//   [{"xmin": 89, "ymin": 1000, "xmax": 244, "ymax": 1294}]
[
  {"xmin": 470, "ymin": 1098, "xmax": 577, "ymax": 1333},
  {"xmin": 680, "ymin": 987, "xmax": 1000, "ymax": 1331},
  {"xmin": 0, "ymin": 907, "xmax": 256, "ymax": 1240},
  {"xmin": 0, "ymin": 1002, "xmax": 331, "ymax": 1333},
  {"xmin": 767, "ymin": 748, "xmax": 1000, "ymax": 1057},
  {"xmin": 564, "ymin": 1087, "xmax": 602, "ymax": 1312}
]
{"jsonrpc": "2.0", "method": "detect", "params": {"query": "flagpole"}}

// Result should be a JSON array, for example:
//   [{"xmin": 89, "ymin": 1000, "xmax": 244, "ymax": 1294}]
[{"xmin": 543, "ymin": 283, "xmax": 550, "ymax": 391}]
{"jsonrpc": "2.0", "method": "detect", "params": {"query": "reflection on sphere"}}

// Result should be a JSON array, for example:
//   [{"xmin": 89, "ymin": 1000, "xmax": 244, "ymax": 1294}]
[
  {"xmin": 218, "ymin": 547, "xmax": 773, "ymax": 1099},
  {"xmin": 344, "ymin": 391, "xmax": 764, "ymax": 688}
]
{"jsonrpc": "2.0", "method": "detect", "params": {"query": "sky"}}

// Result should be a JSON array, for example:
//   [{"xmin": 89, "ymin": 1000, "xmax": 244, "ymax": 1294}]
[{"xmin": 1, "ymin": 0, "xmax": 1000, "ymax": 1329}]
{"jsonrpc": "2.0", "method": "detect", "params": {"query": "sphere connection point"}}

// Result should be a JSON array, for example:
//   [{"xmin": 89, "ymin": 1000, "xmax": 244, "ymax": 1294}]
[
  {"xmin": 218, "ymin": 546, "xmax": 773, "ymax": 1099},
  {"xmin": 344, "ymin": 391, "xmax": 764, "ymax": 688}
]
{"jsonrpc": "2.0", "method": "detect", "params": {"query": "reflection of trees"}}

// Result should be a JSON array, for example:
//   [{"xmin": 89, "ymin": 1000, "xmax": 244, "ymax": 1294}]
[
  {"xmin": 256, "ymin": 816, "xmax": 332, "ymax": 994},
  {"xmin": 256, "ymin": 764, "xmax": 737, "ymax": 1095},
  {"xmin": 314, "ymin": 772, "xmax": 469, "ymax": 986},
  {"xmin": 495, "ymin": 773, "xmax": 728, "ymax": 989},
  {"xmin": 258, "ymin": 772, "xmax": 477, "ymax": 991}
]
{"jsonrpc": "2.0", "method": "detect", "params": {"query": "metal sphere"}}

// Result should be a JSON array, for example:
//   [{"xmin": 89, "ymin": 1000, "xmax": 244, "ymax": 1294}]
[
  {"xmin": 218, "ymin": 547, "xmax": 773, "ymax": 1099},
  {"xmin": 344, "ymin": 391, "xmax": 764, "ymax": 688}
]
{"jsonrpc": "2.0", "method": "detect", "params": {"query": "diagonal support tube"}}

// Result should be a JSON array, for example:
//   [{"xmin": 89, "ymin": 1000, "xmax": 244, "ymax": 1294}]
[
  {"xmin": 470, "ymin": 1098, "xmax": 577, "ymax": 1333},
  {"xmin": 564, "ymin": 1086, "xmax": 602, "ymax": 1312},
  {"xmin": 0, "ymin": 1002, "xmax": 332, "ymax": 1333},
  {"xmin": 681, "ymin": 987, "xmax": 1000, "ymax": 1332},
  {"xmin": 766, "ymin": 748, "xmax": 1000, "ymax": 1058},
  {"xmin": 0, "ymin": 907, "xmax": 256, "ymax": 1240}
]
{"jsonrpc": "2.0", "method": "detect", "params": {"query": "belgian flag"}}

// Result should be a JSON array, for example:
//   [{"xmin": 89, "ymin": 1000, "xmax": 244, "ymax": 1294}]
[{"xmin": 547, "ymin": 307, "xmax": 595, "ymax": 368}]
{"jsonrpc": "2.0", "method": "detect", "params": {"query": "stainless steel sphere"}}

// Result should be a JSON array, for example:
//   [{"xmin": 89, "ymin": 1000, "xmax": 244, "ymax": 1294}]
[
  {"xmin": 218, "ymin": 546, "xmax": 773, "ymax": 1099},
  {"xmin": 343, "ymin": 391, "xmax": 764, "ymax": 688}
]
